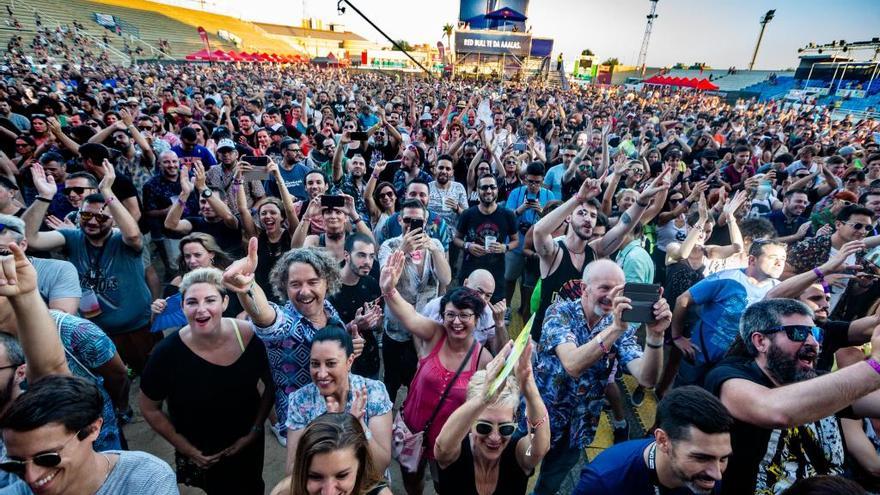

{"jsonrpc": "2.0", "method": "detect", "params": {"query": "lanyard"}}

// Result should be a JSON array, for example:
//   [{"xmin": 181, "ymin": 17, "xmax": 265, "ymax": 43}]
[{"xmin": 647, "ymin": 442, "xmax": 662, "ymax": 495}]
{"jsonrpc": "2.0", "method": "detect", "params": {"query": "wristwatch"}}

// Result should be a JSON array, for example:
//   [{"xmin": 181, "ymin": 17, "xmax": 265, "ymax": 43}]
[{"xmin": 201, "ymin": 189, "xmax": 213, "ymax": 199}]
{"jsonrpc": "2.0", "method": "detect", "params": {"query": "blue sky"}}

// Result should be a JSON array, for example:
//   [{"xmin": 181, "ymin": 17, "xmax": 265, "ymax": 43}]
[{"xmin": 171, "ymin": 0, "xmax": 880, "ymax": 69}]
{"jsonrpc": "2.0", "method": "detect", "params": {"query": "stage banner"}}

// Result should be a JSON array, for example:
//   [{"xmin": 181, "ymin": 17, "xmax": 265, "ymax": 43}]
[{"xmin": 454, "ymin": 31, "xmax": 531, "ymax": 57}]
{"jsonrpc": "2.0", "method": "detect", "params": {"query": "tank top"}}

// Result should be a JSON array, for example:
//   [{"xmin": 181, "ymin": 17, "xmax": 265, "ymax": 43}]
[
  {"xmin": 534, "ymin": 239, "xmax": 596, "ymax": 340},
  {"xmin": 401, "ymin": 334, "xmax": 482, "ymax": 460},
  {"xmin": 437, "ymin": 435, "xmax": 530, "ymax": 495},
  {"xmin": 655, "ymin": 218, "xmax": 688, "ymax": 252}
]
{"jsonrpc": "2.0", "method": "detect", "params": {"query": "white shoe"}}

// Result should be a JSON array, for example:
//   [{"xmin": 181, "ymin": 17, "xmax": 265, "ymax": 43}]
[{"xmin": 271, "ymin": 423, "xmax": 287, "ymax": 447}]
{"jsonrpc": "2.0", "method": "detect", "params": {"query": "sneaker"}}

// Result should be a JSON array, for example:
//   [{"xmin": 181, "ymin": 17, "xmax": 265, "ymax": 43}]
[
  {"xmin": 613, "ymin": 425, "xmax": 629, "ymax": 444},
  {"xmin": 271, "ymin": 423, "xmax": 287, "ymax": 447},
  {"xmin": 631, "ymin": 386, "xmax": 647, "ymax": 407}
]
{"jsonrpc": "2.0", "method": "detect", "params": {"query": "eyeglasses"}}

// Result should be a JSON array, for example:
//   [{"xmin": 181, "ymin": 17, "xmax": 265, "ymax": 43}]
[
  {"xmin": 668, "ymin": 198, "xmax": 683, "ymax": 204},
  {"xmin": 137, "ymin": 126, "xmax": 153, "ymax": 131},
  {"xmin": 443, "ymin": 311, "xmax": 475, "ymax": 322},
  {"xmin": 479, "ymin": 184, "xmax": 498, "ymax": 191},
  {"xmin": 64, "ymin": 187, "xmax": 93, "ymax": 196},
  {"xmin": 845, "ymin": 222, "xmax": 873, "ymax": 231},
  {"xmin": 474, "ymin": 420, "xmax": 517, "ymax": 437},
  {"xmin": 760, "ymin": 325, "xmax": 823, "ymax": 344},
  {"xmin": 0, "ymin": 362, "xmax": 22, "ymax": 371},
  {"xmin": 401, "ymin": 217, "xmax": 424, "ymax": 225},
  {"xmin": 79, "ymin": 211, "xmax": 110, "ymax": 223},
  {"xmin": 285, "ymin": 148, "xmax": 301, "ymax": 153},
  {"xmin": 0, "ymin": 429, "xmax": 81, "ymax": 475}
]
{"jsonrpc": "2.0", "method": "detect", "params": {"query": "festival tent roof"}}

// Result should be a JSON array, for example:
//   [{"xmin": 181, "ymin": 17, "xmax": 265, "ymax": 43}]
[
  {"xmin": 226, "ymin": 50, "xmax": 245, "ymax": 61},
  {"xmin": 211, "ymin": 50, "xmax": 232, "ymax": 61},
  {"xmin": 184, "ymin": 49, "xmax": 212, "ymax": 61},
  {"xmin": 643, "ymin": 75, "xmax": 718, "ymax": 90},
  {"xmin": 485, "ymin": 7, "xmax": 527, "ymax": 22}
]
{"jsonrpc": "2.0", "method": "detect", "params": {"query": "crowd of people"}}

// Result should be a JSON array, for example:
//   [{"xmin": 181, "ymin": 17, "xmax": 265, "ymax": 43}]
[{"xmin": 0, "ymin": 26, "xmax": 878, "ymax": 495}]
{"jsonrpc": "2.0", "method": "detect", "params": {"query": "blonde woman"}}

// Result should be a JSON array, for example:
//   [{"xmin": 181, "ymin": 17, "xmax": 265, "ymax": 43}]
[{"xmin": 434, "ymin": 341, "xmax": 550, "ymax": 495}]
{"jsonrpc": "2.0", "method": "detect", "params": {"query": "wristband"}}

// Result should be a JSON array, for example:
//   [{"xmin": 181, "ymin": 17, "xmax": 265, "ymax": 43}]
[
  {"xmin": 646, "ymin": 340, "xmax": 664, "ymax": 349},
  {"xmin": 597, "ymin": 337, "xmax": 610, "ymax": 354},
  {"xmin": 382, "ymin": 288, "xmax": 397, "ymax": 299},
  {"xmin": 35, "ymin": 196, "xmax": 52, "ymax": 203},
  {"xmin": 371, "ymin": 173, "xmax": 380, "ymax": 179},
  {"xmin": 636, "ymin": 198, "xmax": 650, "ymax": 208},
  {"xmin": 177, "ymin": 197, "xmax": 187, "ymax": 206},
  {"xmin": 813, "ymin": 267, "xmax": 831, "ymax": 295},
  {"xmin": 528, "ymin": 413, "xmax": 548, "ymax": 432},
  {"xmin": 867, "ymin": 358, "xmax": 880, "ymax": 376}
]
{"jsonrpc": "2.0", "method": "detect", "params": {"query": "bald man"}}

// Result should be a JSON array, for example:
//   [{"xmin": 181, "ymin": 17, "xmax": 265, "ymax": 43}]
[
  {"xmin": 530, "ymin": 259, "xmax": 672, "ymax": 495},
  {"xmin": 419, "ymin": 269, "xmax": 509, "ymax": 353}
]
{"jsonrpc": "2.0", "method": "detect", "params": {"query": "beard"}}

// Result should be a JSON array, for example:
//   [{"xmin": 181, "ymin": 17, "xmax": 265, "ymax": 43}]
[
  {"xmin": 766, "ymin": 342, "xmax": 818, "ymax": 384},
  {"xmin": 0, "ymin": 372, "xmax": 16, "ymax": 411}
]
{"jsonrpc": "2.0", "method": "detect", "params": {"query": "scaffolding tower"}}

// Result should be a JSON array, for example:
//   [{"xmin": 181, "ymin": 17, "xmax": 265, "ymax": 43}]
[{"xmin": 636, "ymin": 0, "xmax": 659, "ymax": 77}]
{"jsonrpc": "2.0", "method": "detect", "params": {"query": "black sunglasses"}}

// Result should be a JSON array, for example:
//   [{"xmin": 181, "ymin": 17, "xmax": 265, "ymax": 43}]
[
  {"xmin": 479, "ymin": 184, "xmax": 498, "ymax": 191},
  {"xmin": 474, "ymin": 421, "xmax": 516, "ymax": 437},
  {"xmin": 64, "ymin": 186, "xmax": 93, "ymax": 196},
  {"xmin": 0, "ymin": 430, "xmax": 81, "ymax": 475},
  {"xmin": 845, "ymin": 222, "xmax": 873, "ymax": 231},
  {"xmin": 760, "ymin": 325, "xmax": 823, "ymax": 344}
]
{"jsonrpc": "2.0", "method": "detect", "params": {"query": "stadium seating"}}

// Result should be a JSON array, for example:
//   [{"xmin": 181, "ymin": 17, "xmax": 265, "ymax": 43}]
[{"xmin": 89, "ymin": 0, "xmax": 296, "ymax": 55}]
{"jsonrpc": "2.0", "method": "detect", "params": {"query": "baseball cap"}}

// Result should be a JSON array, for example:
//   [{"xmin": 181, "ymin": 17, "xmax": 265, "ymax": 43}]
[
  {"xmin": 216, "ymin": 138, "xmax": 236, "ymax": 151},
  {"xmin": 839, "ymin": 146, "xmax": 856, "ymax": 157},
  {"xmin": 420, "ymin": 112, "xmax": 432, "ymax": 122}
]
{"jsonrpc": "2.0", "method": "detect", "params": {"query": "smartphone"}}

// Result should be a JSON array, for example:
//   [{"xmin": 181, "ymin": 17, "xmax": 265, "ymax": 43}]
[
  {"xmin": 349, "ymin": 131, "xmax": 368, "ymax": 141},
  {"xmin": 242, "ymin": 155, "xmax": 269, "ymax": 167},
  {"xmin": 320, "ymin": 195, "xmax": 345, "ymax": 208},
  {"xmin": 621, "ymin": 283, "xmax": 662, "ymax": 323},
  {"xmin": 409, "ymin": 218, "xmax": 424, "ymax": 231},
  {"xmin": 513, "ymin": 142, "xmax": 527, "ymax": 152}
]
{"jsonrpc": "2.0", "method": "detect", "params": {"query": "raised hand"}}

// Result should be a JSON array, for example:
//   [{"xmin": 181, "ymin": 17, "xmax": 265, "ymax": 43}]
[
  {"xmin": 638, "ymin": 166, "xmax": 672, "ymax": 202},
  {"xmin": 45, "ymin": 215, "xmax": 75, "ymax": 231},
  {"xmin": 821, "ymin": 240, "xmax": 865, "ymax": 274},
  {"xmin": 379, "ymin": 250, "xmax": 405, "ymax": 294},
  {"xmin": 0, "ymin": 242, "xmax": 37, "ymax": 297},
  {"xmin": 193, "ymin": 160, "xmax": 207, "ymax": 190},
  {"xmin": 608, "ymin": 285, "xmax": 631, "ymax": 332},
  {"xmin": 724, "ymin": 190, "xmax": 749, "ymax": 218},
  {"xmin": 223, "ymin": 236, "xmax": 258, "ymax": 293},
  {"xmin": 490, "ymin": 299, "xmax": 507, "ymax": 325},
  {"xmin": 576, "ymin": 176, "xmax": 602, "ymax": 203},
  {"xmin": 30, "ymin": 163, "xmax": 56, "ymax": 199},
  {"xmin": 816, "ymin": 224, "xmax": 834, "ymax": 237},
  {"xmin": 373, "ymin": 160, "xmax": 388, "ymax": 175},
  {"xmin": 98, "ymin": 159, "xmax": 116, "ymax": 194},
  {"xmin": 119, "ymin": 107, "xmax": 134, "ymax": 127},
  {"xmin": 150, "ymin": 298, "xmax": 168, "ymax": 315},
  {"xmin": 646, "ymin": 290, "xmax": 672, "ymax": 339},
  {"xmin": 349, "ymin": 386, "xmax": 368, "ymax": 422},
  {"xmin": 514, "ymin": 341, "xmax": 534, "ymax": 387}
]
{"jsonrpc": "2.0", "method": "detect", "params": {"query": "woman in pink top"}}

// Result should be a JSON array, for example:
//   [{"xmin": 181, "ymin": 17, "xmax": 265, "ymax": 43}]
[{"xmin": 380, "ymin": 250, "xmax": 493, "ymax": 495}]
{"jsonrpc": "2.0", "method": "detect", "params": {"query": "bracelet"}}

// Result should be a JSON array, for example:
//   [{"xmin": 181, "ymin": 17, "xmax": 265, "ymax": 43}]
[
  {"xmin": 597, "ymin": 337, "xmax": 610, "ymax": 354},
  {"xmin": 646, "ymin": 340, "xmax": 664, "ymax": 349},
  {"xmin": 382, "ymin": 288, "xmax": 397, "ymax": 299},
  {"xmin": 351, "ymin": 216, "xmax": 363, "ymax": 224},
  {"xmin": 528, "ymin": 413, "xmax": 548, "ymax": 432},
  {"xmin": 177, "ymin": 197, "xmax": 187, "ymax": 206},
  {"xmin": 813, "ymin": 267, "xmax": 831, "ymax": 295},
  {"xmin": 34, "ymin": 196, "xmax": 52, "ymax": 203},
  {"xmin": 867, "ymin": 358, "xmax": 880, "ymax": 376}
]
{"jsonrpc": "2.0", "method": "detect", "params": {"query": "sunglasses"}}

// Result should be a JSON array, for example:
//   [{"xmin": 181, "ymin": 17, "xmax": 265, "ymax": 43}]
[
  {"xmin": 479, "ymin": 184, "xmax": 498, "ymax": 191},
  {"xmin": 474, "ymin": 421, "xmax": 517, "ymax": 437},
  {"xmin": 0, "ymin": 430, "xmax": 81, "ymax": 475},
  {"xmin": 845, "ymin": 221, "xmax": 872, "ymax": 231},
  {"xmin": 401, "ymin": 217, "xmax": 424, "ymax": 224},
  {"xmin": 760, "ymin": 325, "xmax": 823, "ymax": 344},
  {"xmin": 79, "ymin": 211, "xmax": 110, "ymax": 223},
  {"xmin": 64, "ymin": 187, "xmax": 93, "ymax": 196},
  {"xmin": 525, "ymin": 179, "xmax": 542, "ymax": 185},
  {"xmin": 378, "ymin": 191, "xmax": 395, "ymax": 199}
]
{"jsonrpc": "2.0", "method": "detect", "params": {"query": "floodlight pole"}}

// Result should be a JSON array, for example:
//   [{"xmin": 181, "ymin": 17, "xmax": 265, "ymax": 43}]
[
  {"xmin": 337, "ymin": 0, "xmax": 435, "ymax": 78},
  {"xmin": 748, "ymin": 10, "xmax": 775, "ymax": 70}
]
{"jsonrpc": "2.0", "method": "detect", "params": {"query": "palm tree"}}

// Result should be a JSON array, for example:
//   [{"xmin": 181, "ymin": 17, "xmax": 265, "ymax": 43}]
[{"xmin": 442, "ymin": 23, "xmax": 454, "ymax": 63}]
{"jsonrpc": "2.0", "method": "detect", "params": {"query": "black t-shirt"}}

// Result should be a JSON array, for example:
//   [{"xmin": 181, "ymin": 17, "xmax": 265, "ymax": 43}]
[
  {"xmin": 140, "ymin": 329, "xmax": 271, "ymax": 454},
  {"xmin": 328, "ymin": 276, "xmax": 382, "ymax": 377},
  {"xmin": 816, "ymin": 320, "xmax": 851, "ymax": 372},
  {"xmin": 184, "ymin": 217, "xmax": 242, "ymax": 257},
  {"xmin": 437, "ymin": 434, "xmax": 530, "ymax": 495},
  {"xmin": 704, "ymin": 357, "xmax": 848, "ymax": 494},
  {"xmin": 456, "ymin": 205, "xmax": 517, "ymax": 278}
]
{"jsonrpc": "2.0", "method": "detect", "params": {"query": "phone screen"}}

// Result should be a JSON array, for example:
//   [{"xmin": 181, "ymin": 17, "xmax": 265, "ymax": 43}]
[{"xmin": 320, "ymin": 195, "xmax": 345, "ymax": 208}]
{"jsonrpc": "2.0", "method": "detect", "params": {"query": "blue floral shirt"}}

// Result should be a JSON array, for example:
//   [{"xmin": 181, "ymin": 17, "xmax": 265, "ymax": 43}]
[
  {"xmin": 51, "ymin": 310, "xmax": 121, "ymax": 451},
  {"xmin": 285, "ymin": 373, "xmax": 392, "ymax": 431},
  {"xmin": 253, "ymin": 301, "xmax": 346, "ymax": 427},
  {"xmin": 532, "ymin": 299, "xmax": 642, "ymax": 449}
]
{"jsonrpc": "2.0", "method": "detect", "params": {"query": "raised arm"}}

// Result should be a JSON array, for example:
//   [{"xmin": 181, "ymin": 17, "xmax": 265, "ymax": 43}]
[
  {"xmin": 379, "ymin": 250, "xmax": 444, "ymax": 342},
  {"xmin": 46, "ymin": 117, "xmax": 81, "ymax": 156},
  {"xmin": 98, "ymin": 159, "xmax": 142, "ymax": 250},
  {"xmin": 332, "ymin": 132, "xmax": 350, "ymax": 183},
  {"xmin": 193, "ymin": 161, "xmax": 237, "ymax": 229},
  {"xmin": 767, "ymin": 240, "xmax": 863, "ymax": 299},
  {"xmin": 235, "ymin": 167, "xmax": 257, "ymax": 239},
  {"xmin": 22, "ymin": 163, "xmax": 66, "ymax": 251},
  {"xmin": 555, "ymin": 286, "xmax": 629, "ymax": 377},
  {"xmin": 120, "ymin": 108, "xmax": 155, "ymax": 166},
  {"xmin": 1, "ymin": 242, "xmax": 70, "ymax": 380},
  {"xmin": 601, "ymin": 158, "xmax": 626, "ymax": 216},
  {"xmin": 164, "ymin": 166, "xmax": 194, "ymax": 235},
  {"xmin": 591, "ymin": 167, "xmax": 671, "ymax": 258},
  {"xmin": 365, "ymin": 160, "xmax": 386, "ymax": 220},
  {"xmin": 222, "ymin": 237, "xmax": 278, "ymax": 328},
  {"xmin": 291, "ymin": 198, "xmax": 319, "ymax": 249},
  {"xmin": 270, "ymin": 159, "xmax": 299, "ymax": 231}
]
